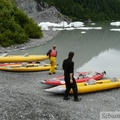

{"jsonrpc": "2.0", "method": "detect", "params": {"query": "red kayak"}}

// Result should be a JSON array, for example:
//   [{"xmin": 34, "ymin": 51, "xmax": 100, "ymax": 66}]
[{"xmin": 41, "ymin": 71, "xmax": 106, "ymax": 85}]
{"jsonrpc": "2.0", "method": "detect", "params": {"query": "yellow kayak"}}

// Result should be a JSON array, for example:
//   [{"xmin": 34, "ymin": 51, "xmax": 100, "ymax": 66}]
[
  {"xmin": 0, "ymin": 63, "xmax": 57, "ymax": 72},
  {"xmin": 45, "ymin": 78, "xmax": 120, "ymax": 94},
  {"xmin": 0, "ymin": 55, "xmax": 49, "ymax": 62}
]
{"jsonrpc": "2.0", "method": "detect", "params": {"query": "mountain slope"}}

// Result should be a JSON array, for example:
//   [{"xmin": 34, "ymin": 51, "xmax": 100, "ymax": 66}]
[{"xmin": 15, "ymin": 0, "xmax": 70, "ymax": 23}]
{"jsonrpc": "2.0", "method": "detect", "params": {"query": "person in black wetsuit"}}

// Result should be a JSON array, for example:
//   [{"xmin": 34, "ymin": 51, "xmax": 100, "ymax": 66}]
[{"xmin": 62, "ymin": 51, "xmax": 82, "ymax": 101}]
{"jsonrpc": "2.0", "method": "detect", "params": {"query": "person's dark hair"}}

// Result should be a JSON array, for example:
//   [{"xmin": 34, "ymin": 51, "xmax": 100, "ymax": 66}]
[{"xmin": 68, "ymin": 51, "xmax": 74, "ymax": 59}]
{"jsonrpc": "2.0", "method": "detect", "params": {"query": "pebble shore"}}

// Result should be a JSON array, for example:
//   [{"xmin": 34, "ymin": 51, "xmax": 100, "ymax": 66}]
[
  {"xmin": 0, "ymin": 30, "xmax": 59, "ymax": 53},
  {"xmin": 0, "ymin": 69, "xmax": 120, "ymax": 120}
]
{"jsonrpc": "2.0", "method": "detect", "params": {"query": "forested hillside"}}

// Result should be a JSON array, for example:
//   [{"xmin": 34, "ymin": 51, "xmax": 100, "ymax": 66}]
[
  {"xmin": 0, "ymin": 0, "xmax": 43, "ymax": 47},
  {"xmin": 37, "ymin": 0, "xmax": 120, "ymax": 21}
]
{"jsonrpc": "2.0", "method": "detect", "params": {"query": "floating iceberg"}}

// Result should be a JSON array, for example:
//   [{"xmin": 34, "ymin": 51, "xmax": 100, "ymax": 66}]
[{"xmin": 110, "ymin": 21, "xmax": 120, "ymax": 26}]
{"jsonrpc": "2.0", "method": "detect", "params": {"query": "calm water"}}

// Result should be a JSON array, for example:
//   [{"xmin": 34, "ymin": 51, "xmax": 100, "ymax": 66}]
[{"xmin": 10, "ymin": 22, "xmax": 120, "ymax": 78}]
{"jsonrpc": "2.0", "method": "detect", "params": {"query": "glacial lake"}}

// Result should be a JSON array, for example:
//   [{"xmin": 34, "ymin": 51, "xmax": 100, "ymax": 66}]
[{"xmin": 9, "ymin": 22, "xmax": 120, "ymax": 78}]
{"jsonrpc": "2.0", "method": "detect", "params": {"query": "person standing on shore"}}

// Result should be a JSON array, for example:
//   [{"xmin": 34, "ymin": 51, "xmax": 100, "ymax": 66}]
[
  {"xmin": 62, "ymin": 51, "xmax": 81, "ymax": 101},
  {"xmin": 46, "ymin": 45, "xmax": 57, "ymax": 75}
]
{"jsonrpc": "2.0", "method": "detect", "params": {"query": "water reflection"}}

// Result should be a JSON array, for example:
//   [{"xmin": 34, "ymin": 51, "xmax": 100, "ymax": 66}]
[
  {"xmin": 77, "ymin": 49, "xmax": 120, "ymax": 78},
  {"xmin": 7, "ymin": 22, "xmax": 120, "ymax": 78}
]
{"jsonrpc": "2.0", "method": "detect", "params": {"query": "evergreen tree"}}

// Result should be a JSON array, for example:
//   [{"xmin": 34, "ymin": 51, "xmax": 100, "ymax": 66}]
[
  {"xmin": 40, "ymin": 0, "xmax": 120, "ymax": 21},
  {"xmin": 0, "ymin": 0, "xmax": 43, "ymax": 47}
]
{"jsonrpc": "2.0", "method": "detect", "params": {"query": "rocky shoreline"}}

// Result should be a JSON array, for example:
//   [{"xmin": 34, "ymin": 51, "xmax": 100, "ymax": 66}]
[
  {"xmin": 0, "ymin": 30, "xmax": 59, "ymax": 54},
  {"xmin": 0, "ymin": 69, "xmax": 120, "ymax": 120}
]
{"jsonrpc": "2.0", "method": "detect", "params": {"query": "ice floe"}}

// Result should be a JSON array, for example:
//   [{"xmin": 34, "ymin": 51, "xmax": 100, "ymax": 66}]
[{"xmin": 38, "ymin": 21, "xmax": 102, "ymax": 31}]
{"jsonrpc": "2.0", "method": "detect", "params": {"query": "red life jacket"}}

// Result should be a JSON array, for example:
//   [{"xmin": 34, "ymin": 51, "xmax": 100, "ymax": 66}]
[{"xmin": 50, "ymin": 49, "xmax": 57, "ymax": 57}]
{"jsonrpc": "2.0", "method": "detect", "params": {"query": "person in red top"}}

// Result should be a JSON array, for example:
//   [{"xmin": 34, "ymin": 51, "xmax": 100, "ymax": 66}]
[{"xmin": 46, "ymin": 45, "xmax": 57, "ymax": 75}]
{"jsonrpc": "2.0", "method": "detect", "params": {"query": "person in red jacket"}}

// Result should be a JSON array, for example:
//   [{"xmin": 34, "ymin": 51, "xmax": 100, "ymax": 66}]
[{"xmin": 46, "ymin": 45, "xmax": 57, "ymax": 75}]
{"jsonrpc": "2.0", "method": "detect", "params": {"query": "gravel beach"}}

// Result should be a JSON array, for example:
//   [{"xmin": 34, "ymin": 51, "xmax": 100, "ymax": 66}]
[{"xmin": 0, "ymin": 68, "xmax": 120, "ymax": 120}]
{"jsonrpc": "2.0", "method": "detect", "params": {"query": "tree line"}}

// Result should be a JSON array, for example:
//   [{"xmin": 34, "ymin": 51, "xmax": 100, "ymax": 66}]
[
  {"xmin": 0, "ymin": 0, "xmax": 43, "ymax": 47},
  {"xmin": 37, "ymin": 0, "xmax": 120, "ymax": 21}
]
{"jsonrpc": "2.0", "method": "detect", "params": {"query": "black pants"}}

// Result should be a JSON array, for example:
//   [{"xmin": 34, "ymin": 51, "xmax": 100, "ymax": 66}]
[{"xmin": 64, "ymin": 79, "xmax": 78, "ymax": 99}]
